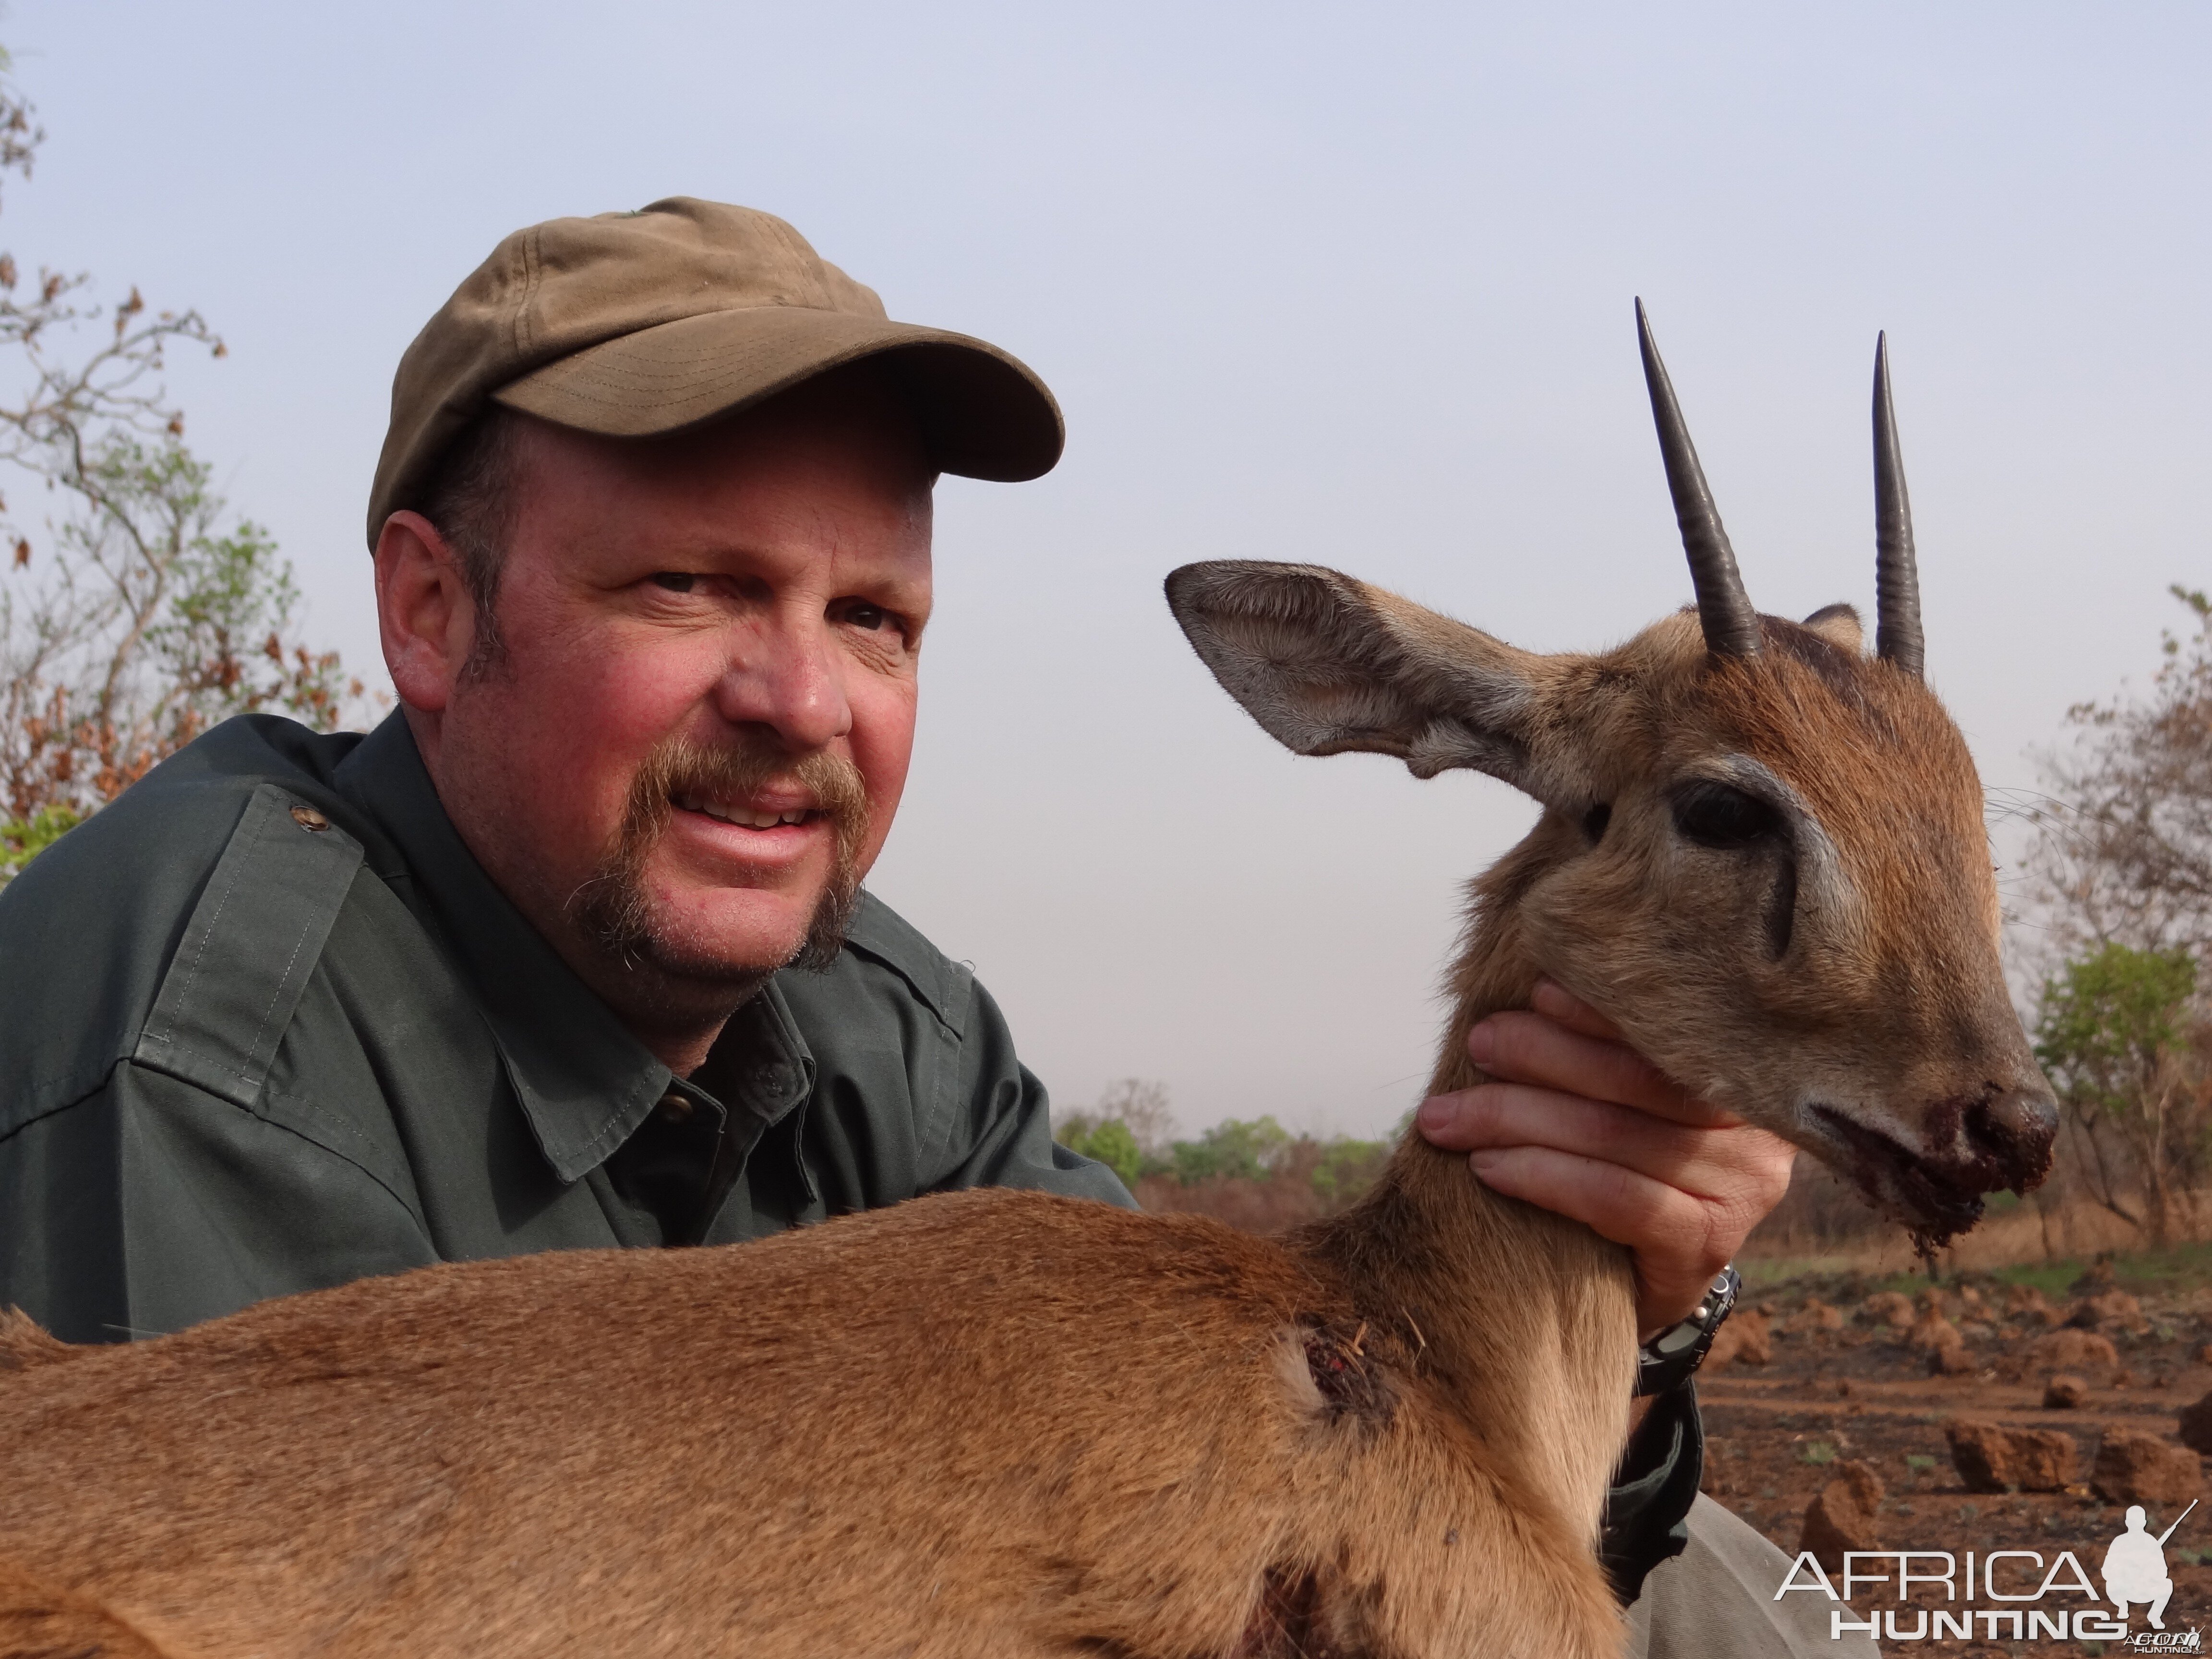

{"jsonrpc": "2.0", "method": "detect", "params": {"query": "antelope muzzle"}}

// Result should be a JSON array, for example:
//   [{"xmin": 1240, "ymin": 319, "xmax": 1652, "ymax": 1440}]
[{"xmin": 1812, "ymin": 1084, "xmax": 2059, "ymax": 1249}]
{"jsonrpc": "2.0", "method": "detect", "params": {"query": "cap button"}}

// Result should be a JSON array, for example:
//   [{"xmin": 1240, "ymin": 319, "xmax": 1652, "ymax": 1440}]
[{"xmin": 289, "ymin": 805, "xmax": 331, "ymax": 832}]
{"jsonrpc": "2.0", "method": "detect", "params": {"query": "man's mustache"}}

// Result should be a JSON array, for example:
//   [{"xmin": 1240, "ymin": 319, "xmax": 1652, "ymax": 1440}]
[
  {"xmin": 630, "ymin": 736, "xmax": 869, "ymax": 863},
  {"xmin": 569, "ymin": 733, "xmax": 871, "ymax": 978}
]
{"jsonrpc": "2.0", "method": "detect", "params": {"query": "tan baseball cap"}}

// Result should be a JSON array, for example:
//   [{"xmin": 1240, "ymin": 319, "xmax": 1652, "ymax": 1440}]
[{"xmin": 367, "ymin": 196, "xmax": 1064, "ymax": 550}]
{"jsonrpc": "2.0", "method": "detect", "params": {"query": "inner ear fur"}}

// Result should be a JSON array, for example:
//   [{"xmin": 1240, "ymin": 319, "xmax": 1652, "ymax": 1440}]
[{"xmin": 1164, "ymin": 560, "xmax": 1585, "ymax": 803}]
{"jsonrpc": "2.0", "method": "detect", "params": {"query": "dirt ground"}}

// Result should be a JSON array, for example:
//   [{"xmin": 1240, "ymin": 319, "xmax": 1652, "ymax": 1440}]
[{"xmin": 1700, "ymin": 1248, "xmax": 2212, "ymax": 1655}]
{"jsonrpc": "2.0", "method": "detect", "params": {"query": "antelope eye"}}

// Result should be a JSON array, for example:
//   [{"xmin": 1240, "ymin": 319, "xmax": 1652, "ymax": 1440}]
[{"xmin": 1670, "ymin": 781, "xmax": 1783, "ymax": 850}]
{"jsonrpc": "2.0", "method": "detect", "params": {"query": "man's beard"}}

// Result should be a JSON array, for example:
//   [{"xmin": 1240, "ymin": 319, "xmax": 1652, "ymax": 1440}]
[{"xmin": 567, "ymin": 733, "xmax": 871, "ymax": 994}]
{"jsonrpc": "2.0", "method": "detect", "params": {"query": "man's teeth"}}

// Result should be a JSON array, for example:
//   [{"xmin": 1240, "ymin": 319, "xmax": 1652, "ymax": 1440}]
[{"xmin": 675, "ymin": 796, "xmax": 810, "ymax": 829}]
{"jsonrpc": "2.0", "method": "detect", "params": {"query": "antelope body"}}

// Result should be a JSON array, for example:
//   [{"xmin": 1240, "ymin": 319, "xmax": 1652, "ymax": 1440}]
[{"xmin": 0, "ymin": 310, "xmax": 2056, "ymax": 1659}]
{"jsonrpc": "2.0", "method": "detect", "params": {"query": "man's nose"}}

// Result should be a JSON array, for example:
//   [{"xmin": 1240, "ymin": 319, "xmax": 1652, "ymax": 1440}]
[{"xmin": 711, "ymin": 616, "xmax": 850, "ymax": 751}]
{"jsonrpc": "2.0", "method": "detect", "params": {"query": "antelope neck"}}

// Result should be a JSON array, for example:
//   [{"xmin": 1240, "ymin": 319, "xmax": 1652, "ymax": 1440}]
[{"xmin": 1299, "ymin": 887, "xmax": 1641, "ymax": 1540}]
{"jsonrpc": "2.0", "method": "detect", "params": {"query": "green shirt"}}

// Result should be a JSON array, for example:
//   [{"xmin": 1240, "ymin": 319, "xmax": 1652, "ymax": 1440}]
[{"xmin": 0, "ymin": 713, "xmax": 1128, "ymax": 1344}]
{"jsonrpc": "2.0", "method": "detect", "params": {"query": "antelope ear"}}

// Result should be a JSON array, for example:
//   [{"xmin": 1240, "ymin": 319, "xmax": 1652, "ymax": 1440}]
[
  {"xmin": 1802, "ymin": 603, "xmax": 1864, "ymax": 653},
  {"xmin": 1165, "ymin": 560, "xmax": 1585, "ymax": 805}
]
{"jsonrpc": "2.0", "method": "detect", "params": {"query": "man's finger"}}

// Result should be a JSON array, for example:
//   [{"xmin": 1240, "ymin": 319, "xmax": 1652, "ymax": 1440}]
[
  {"xmin": 1464, "ymin": 1145, "xmax": 1709, "ymax": 1264},
  {"xmin": 1419, "ymin": 1082, "xmax": 1764, "ymax": 1198},
  {"xmin": 1467, "ymin": 1010, "xmax": 1738, "ymax": 1128}
]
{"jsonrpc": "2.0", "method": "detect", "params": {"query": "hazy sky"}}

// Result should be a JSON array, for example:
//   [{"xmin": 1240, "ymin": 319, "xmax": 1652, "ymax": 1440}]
[{"xmin": 5, "ymin": 3, "xmax": 2207, "ymax": 1137}]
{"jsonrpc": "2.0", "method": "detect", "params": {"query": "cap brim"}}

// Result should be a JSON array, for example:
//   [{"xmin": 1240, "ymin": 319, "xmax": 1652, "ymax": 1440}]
[{"xmin": 491, "ymin": 306, "xmax": 1063, "ymax": 482}]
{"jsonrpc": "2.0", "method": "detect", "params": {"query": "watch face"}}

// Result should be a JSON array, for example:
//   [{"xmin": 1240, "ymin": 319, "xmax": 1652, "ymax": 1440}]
[{"xmin": 1703, "ymin": 1265, "xmax": 1741, "ymax": 1324}]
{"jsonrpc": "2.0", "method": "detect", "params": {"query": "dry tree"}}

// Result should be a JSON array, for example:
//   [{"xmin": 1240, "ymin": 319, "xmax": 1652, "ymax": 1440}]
[{"xmin": 0, "ymin": 46, "xmax": 369, "ymax": 877}]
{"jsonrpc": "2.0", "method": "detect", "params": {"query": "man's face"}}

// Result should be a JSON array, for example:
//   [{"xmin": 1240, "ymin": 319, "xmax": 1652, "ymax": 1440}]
[{"xmin": 409, "ymin": 381, "xmax": 933, "ymax": 1042}]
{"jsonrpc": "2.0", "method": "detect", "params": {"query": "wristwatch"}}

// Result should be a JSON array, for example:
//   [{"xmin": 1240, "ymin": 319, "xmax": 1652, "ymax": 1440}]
[{"xmin": 1633, "ymin": 1263, "xmax": 1740, "ymax": 1397}]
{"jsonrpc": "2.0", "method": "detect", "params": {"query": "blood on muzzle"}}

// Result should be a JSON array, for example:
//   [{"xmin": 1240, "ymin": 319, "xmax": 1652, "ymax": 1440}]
[{"xmin": 1961, "ymin": 1087, "xmax": 2059, "ymax": 1193}]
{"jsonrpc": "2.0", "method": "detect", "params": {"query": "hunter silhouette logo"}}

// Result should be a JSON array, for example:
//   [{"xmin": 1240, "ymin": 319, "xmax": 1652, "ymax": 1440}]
[{"xmin": 2106, "ymin": 1500, "xmax": 2193, "ymax": 1631}]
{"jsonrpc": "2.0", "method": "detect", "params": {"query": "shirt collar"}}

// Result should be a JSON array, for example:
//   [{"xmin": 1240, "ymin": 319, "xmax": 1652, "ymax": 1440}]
[{"xmin": 330, "ymin": 714, "xmax": 813, "ymax": 1183}]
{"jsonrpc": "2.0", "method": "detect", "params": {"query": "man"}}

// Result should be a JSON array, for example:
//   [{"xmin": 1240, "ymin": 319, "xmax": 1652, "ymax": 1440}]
[{"xmin": 0, "ymin": 197, "xmax": 1848, "ymax": 1654}]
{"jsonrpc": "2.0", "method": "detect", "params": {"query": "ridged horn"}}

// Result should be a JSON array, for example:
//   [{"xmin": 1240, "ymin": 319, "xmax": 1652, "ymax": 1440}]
[
  {"xmin": 1635, "ymin": 299, "xmax": 1761, "ymax": 658},
  {"xmin": 1872, "ymin": 332, "xmax": 1924, "ymax": 677}
]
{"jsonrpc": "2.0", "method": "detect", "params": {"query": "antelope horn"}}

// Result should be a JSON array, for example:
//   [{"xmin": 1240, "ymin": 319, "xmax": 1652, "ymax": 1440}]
[
  {"xmin": 1635, "ymin": 300, "xmax": 1761, "ymax": 658},
  {"xmin": 1872, "ymin": 332, "xmax": 1924, "ymax": 677}
]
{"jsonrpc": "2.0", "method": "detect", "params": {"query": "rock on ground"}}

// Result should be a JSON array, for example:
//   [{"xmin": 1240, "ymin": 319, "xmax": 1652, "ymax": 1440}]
[
  {"xmin": 1910, "ymin": 1311, "xmax": 1962, "ymax": 1354},
  {"xmin": 2179, "ymin": 1390, "xmax": 2212, "ymax": 1455},
  {"xmin": 1946, "ymin": 1419, "xmax": 2079, "ymax": 1492},
  {"xmin": 1800, "ymin": 1459, "xmax": 1886, "ymax": 1573},
  {"xmin": 2033, "ymin": 1328, "xmax": 2120, "ymax": 1371},
  {"xmin": 1787, "ymin": 1299, "xmax": 1843, "ymax": 1335},
  {"xmin": 2044, "ymin": 1374, "xmax": 2088, "ymax": 1409},
  {"xmin": 1857, "ymin": 1291, "xmax": 1914, "ymax": 1328},
  {"xmin": 2092, "ymin": 1429, "xmax": 2204, "ymax": 1506},
  {"xmin": 1706, "ymin": 1310, "xmax": 1771, "ymax": 1370},
  {"xmin": 2068, "ymin": 1290, "xmax": 2148, "ymax": 1333},
  {"xmin": 1927, "ymin": 1341, "xmax": 1977, "ymax": 1377}
]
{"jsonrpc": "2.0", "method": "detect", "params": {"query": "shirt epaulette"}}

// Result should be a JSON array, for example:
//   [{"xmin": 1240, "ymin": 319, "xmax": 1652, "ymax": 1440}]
[
  {"xmin": 0, "ymin": 718, "xmax": 363, "ymax": 1142},
  {"xmin": 131, "ymin": 785, "xmax": 364, "ymax": 1112}
]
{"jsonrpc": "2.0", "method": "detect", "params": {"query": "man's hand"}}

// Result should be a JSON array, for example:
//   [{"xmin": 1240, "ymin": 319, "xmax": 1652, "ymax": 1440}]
[{"xmin": 1414, "ymin": 979, "xmax": 1795, "ymax": 1342}]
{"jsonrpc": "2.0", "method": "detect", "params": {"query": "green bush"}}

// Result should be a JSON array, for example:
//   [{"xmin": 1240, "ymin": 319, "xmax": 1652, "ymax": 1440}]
[
  {"xmin": 2035, "ymin": 941, "xmax": 2197, "ymax": 1113},
  {"xmin": 1057, "ymin": 1100, "xmax": 1398, "ymax": 1213},
  {"xmin": 1310, "ymin": 1137, "xmax": 1390, "ymax": 1203},
  {"xmin": 1171, "ymin": 1116, "xmax": 1291, "ymax": 1184},
  {"xmin": 0, "ymin": 806, "xmax": 83, "ymax": 883},
  {"xmin": 1063, "ymin": 1118, "xmax": 1141, "ymax": 1187}
]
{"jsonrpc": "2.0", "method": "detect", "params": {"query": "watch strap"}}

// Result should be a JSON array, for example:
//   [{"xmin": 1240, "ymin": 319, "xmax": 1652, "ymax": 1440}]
[{"xmin": 1634, "ymin": 1263, "xmax": 1740, "ymax": 1397}]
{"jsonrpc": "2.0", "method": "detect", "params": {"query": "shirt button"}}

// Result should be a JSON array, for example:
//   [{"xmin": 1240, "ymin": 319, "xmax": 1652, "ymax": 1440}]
[
  {"xmin": 289, "ymin": 805, "xmax": 330, "ymax": 831},
  {"xmin": 656, "ymin": 1092, "xmax": 693, "ymax": 1123}
]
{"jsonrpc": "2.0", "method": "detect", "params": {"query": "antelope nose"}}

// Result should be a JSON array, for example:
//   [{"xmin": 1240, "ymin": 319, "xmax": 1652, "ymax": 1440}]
[{"xmin": 1963, "ymin": 1086, "xmax": 2059, "ymax": 1192}]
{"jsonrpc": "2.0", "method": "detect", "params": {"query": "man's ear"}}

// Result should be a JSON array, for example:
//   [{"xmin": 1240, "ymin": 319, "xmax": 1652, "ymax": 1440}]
[
  {"xmin": 373, "ymin": 509, "xmax": 478, "ymax": 716},
  {"xmin": 1164, "ymin": 560, "xmax": 1586, "ymax": 805}
]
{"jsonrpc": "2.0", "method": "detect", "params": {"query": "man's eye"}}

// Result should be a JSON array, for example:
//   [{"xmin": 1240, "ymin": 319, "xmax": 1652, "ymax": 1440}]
[
  {"xmin": 650, "ymin": 572, "xmax": 696, "ymax": 593},
  {"xmin": 843, "ymin": 602, "xmax": 890, "ymax": 631}
]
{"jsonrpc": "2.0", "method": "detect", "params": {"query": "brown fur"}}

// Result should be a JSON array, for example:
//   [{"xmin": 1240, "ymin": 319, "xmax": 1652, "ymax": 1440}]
[
  {"xmin": 0, "ymin": 1194, "xmax": 1624, "ymax": 1659},
  {"xmin": 0, "ymin": 1310, "xmax": 77, "ymax": 1374},
  {"xmin": 0, "ymin": 1562, "xmax": 169, "ymax": 1659},
  {"xmin": 0, "ymin": 563, "xmax": 2052, "ymax": 1658}
]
